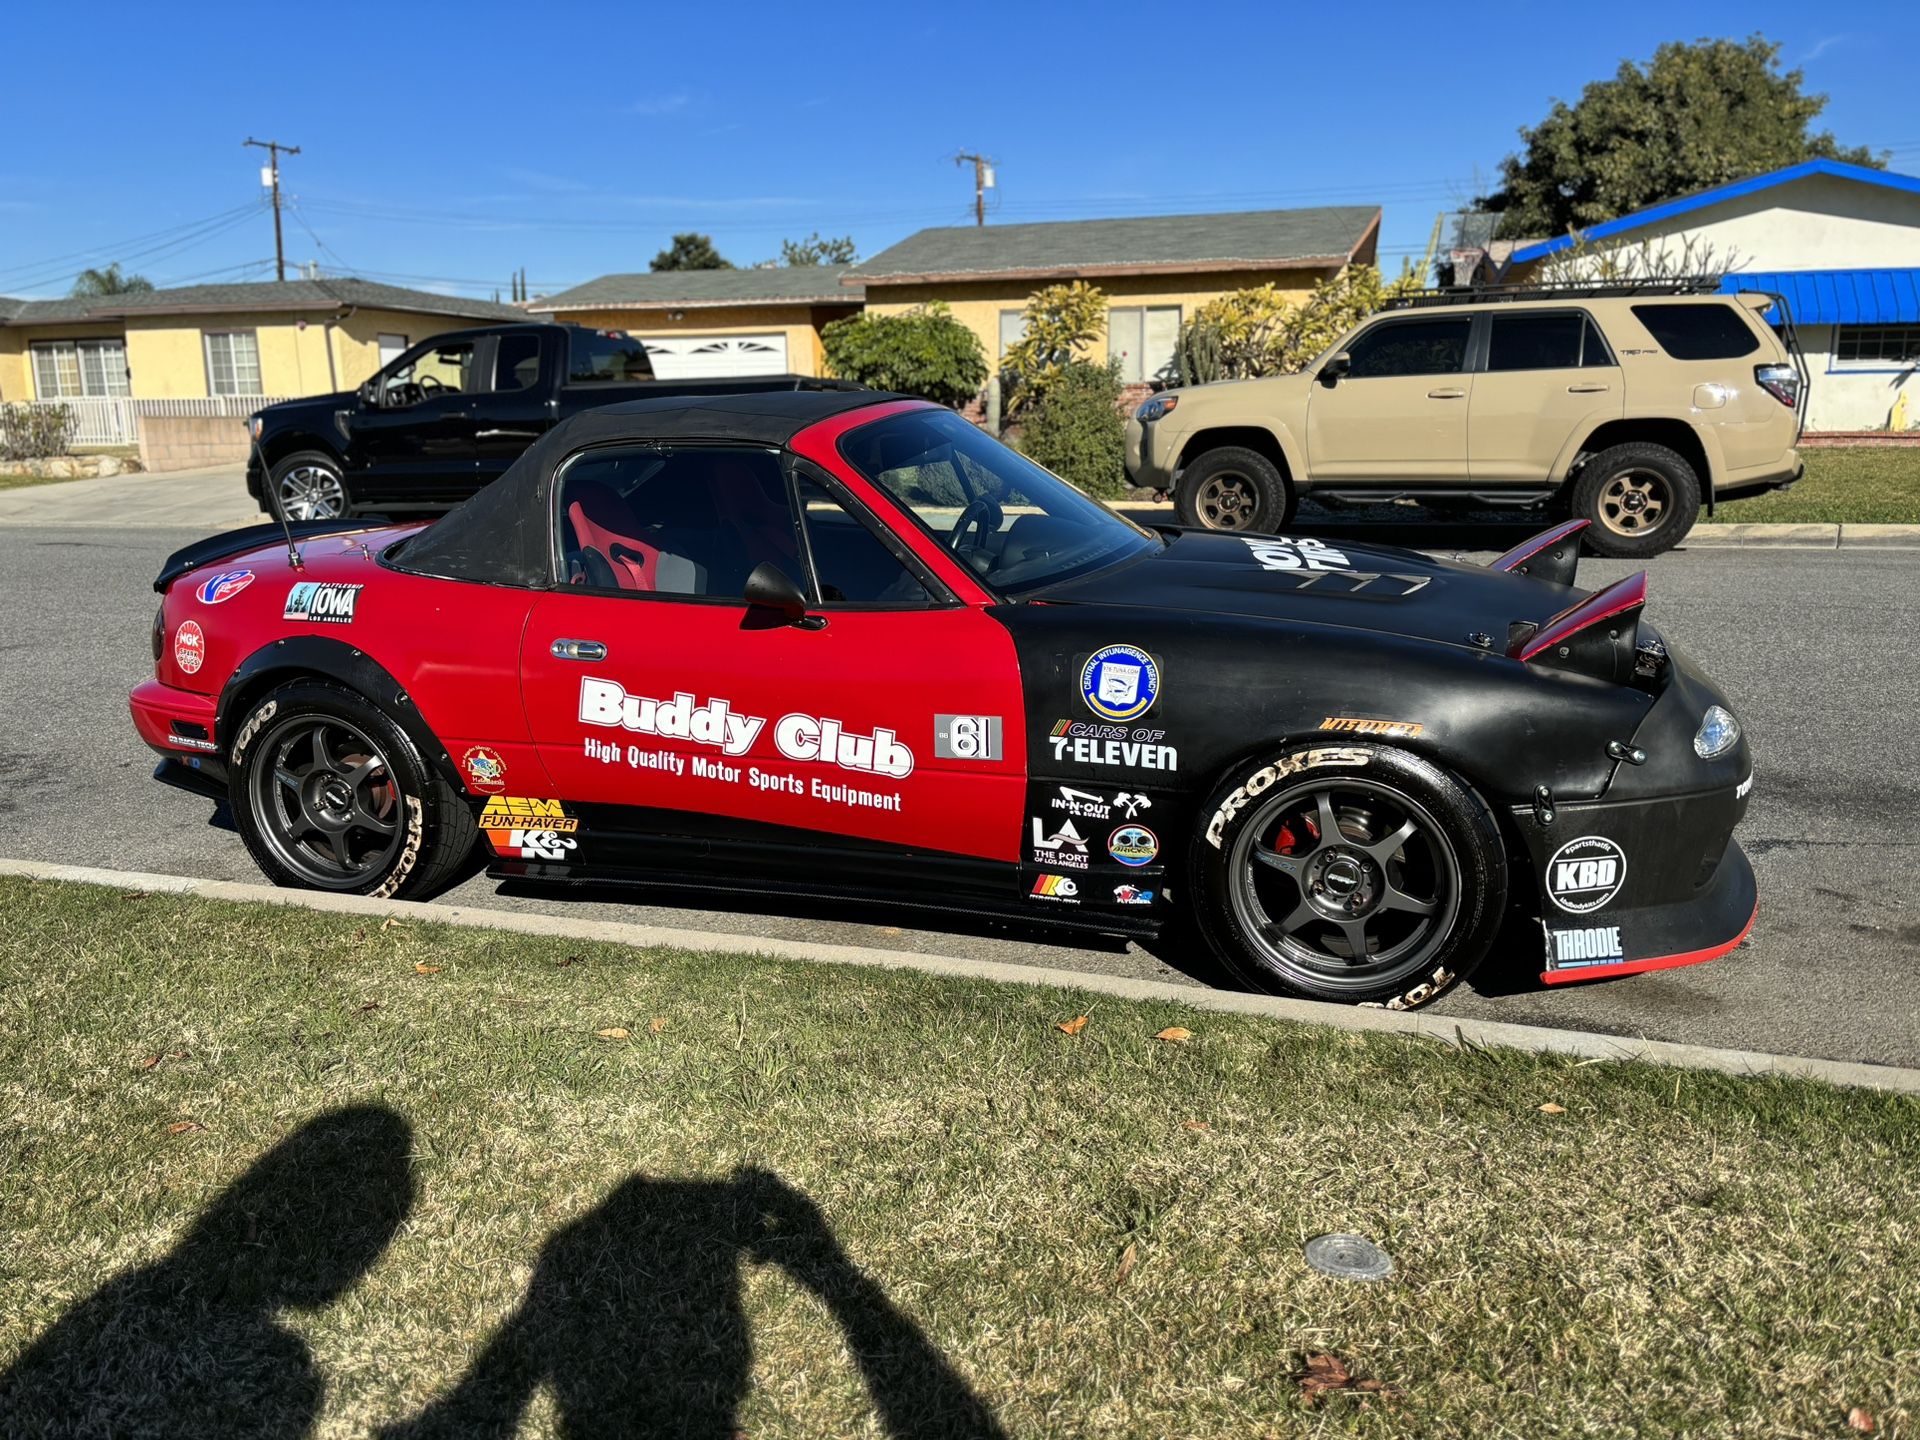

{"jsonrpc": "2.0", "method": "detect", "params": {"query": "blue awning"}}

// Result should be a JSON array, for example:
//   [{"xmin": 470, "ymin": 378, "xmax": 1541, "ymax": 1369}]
[{"xmin": 1720, "ymin": 269, "xmax": 1920, "ymax": 326}]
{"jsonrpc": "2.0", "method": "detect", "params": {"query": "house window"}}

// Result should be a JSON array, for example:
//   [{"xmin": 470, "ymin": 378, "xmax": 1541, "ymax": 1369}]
[
  {"xmin": 997, "ymin": 309, "xmax": 1027, "ymax": 357},
  {"xmin": 30, "ymin": 339, "xmax": 129, "ymax": 398},
  {"xmin": 1106, "ymin": 305, "xmax": 1181, "ymax": 384},
  {"xmin": 378, "ymin": 333, "xmax": 410, "ymax": 366},
  {"xmin": 203, "ymin": 330, "xmax": 262, "ymax": 396},
  {"xmin": 1835, "ymin": 325, "xmax": 1920, "ymax": 365}
]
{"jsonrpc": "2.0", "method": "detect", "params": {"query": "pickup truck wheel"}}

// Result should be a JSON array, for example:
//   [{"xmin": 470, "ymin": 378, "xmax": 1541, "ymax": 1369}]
[
  {"xmin": 270, "ymin": 451, "xmax": 351, "ymax": 522},
  {"xmin": 1571, "ymin": 443, "xmax": 1700, "ymax": 558},
  {"xmin": 1175, "ymin": 446, "xmax": 1295, "ymax": 533},
  {"xmin": 1190, "ymin": 743, "xmax": 1507, "ymax": 1008}
]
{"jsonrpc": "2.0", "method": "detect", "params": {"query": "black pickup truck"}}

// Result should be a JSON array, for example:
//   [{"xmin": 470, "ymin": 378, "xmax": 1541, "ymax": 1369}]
[{"xmin": 246, "ymin": 322, "xmax": 862, "ymax": 518}]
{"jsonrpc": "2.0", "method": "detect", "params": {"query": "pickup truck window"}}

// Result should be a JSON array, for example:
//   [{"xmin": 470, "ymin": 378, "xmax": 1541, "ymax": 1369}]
[
  {"xmin": 379, "ymin": 340, "xmax": 474, "ymax": 409},
  {"xmin": 493, "ymin": 333, "xmax": 542, "ymax": 393},
  {"xmin": 568, "ymin": 329, "xmax": 655, "ymax": 384}
]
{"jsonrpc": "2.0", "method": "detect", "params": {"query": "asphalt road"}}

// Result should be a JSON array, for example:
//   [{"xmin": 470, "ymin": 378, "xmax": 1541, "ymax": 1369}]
[{"xmin": 3, "ymin": 516, "xmax": 1916, "ymax": 1066}]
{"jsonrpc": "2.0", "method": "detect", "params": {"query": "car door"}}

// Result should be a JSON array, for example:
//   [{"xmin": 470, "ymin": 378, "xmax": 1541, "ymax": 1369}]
[
  {"xmin": 349, "ymin": 336, "xmax": 481, "ymax": 506},
  {"xmin": 1305, "ymin": 314, "xmax": 1474, "ymax": 482},
  {"xmin": 1469, "ymin": 310, "xmax": 1623, "ymax": 484},
  {"xmin": 472, "ymin": 331, "xmax": 557, "ymax": 491},
  {"xmin": 516, "ymin": 443, "xmax": 1027, "ymax": 865}
]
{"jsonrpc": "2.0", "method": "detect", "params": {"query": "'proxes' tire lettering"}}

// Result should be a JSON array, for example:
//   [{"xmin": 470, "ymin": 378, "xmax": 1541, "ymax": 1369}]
[{"xmin": 1204, "ymin": 747, "xmax": 1370, "ymax": 849}]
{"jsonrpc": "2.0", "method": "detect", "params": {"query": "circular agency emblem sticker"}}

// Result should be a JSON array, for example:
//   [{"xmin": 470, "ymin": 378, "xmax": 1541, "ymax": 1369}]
[
  {"xmin": 1546, "ymin": 834, "xmax": 1627, "ymax": 914},
  {"xmin": 461, "ymin": 745, "xmax": 508, "ymax": 795},
  {"xmin": 173, "ymin": 620, "xmax": 206, "ymax": 675},
  {"xmin": 1080, "ymin": 644, "xmax": 1160, "ymax": 722},
  {"xmin": 1108, "ymin": 824, "xmax": 1159, "ymax": 867}
]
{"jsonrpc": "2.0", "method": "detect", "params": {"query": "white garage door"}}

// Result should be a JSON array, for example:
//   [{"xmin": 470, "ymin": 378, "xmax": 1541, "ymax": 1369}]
[{"xmin": 639, "ymin": 333, "xmax": 789, "ymax": 379}]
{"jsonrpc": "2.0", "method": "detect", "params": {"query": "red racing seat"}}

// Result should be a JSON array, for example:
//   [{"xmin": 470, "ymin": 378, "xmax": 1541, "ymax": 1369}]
[{"xmin": 565, "ymin": 481, "xmax": 661, "ymax": 591}]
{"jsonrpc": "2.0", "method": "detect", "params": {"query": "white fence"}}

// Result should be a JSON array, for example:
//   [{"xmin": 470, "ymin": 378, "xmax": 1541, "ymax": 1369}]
[{"xmin": 2, "ymin": 395, "xmax": 290, "ymax": 449}]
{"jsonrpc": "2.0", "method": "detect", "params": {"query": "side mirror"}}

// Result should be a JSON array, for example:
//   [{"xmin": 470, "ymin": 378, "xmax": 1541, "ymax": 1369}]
[
  {"xmin": 742, "ymin": 562, "xmax": 819, "ymax": 627},
  {"xmin": 358, "ymin": 380, "xmax": 378, "ymax": 406},
  {"xmin": 1320, "ymin": 352, "xmax": 1352, "ymax": 384}
]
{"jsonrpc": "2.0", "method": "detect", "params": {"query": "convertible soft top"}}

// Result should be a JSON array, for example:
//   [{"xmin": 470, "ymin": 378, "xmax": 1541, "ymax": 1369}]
[{"xmin": 398, "ymin": 388, "xmax": 900, "ymax": 588}]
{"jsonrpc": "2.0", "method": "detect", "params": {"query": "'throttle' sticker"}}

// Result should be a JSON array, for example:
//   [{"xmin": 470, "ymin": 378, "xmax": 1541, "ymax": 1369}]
[
  {"xmin": 1079, "ymin": 645, "xmax": 1159, "ymax": 722},
  {"xmin": 174, "ymin": 620, "xmax": 206, "ymax": 675},
  {"xmin": 462, "ymin": 745, "xmax": 507, "ymax": 794},
  {"xmin": 1546, "ymin": 835, "xmax": 1627, "ymax": 914}
]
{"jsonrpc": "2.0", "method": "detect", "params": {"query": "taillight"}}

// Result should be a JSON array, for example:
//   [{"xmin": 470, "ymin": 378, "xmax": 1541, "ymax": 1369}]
[
  {"xmin": 151, "ymin": 603, "xmax": 165, "ymax": 663},
  {"xmin": 1755, "ymin": 363, "xmax": 1800, "ymax": 409}
]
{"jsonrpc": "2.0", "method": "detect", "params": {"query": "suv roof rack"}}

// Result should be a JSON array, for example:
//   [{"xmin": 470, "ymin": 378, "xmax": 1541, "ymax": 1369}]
[{"xmin": 1382, "ymin": 278, "xmax": 1724, "ymax": 310}]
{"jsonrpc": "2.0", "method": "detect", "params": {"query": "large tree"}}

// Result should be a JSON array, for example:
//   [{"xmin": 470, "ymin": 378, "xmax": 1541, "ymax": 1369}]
[
  {"xmin": 649, "ymin": 232, "xmax": 733, "ymax": 272},
  {"xmin": 779, "ymin": 232, "xmax": 858, "ymax": 266},
  {"xmin": 1478, "ymin": 35, "xmax": 1882, "ymax": 239},
  {"xmin": 69, "ymin": 263, "xmax": 154, "ymax": 297}
]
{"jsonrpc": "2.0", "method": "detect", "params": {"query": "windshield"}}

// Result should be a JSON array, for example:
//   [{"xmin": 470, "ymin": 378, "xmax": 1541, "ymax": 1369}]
[{"xmin": 837, "ymin": 409, "xmax": 1159, "ymax": 594}]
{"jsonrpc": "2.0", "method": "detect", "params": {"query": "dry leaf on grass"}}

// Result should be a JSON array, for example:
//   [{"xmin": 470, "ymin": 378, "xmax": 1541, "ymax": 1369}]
[
  {"xmin": 381, "ymin": 917, "xmax": 403, "ymax": 931},
  {"xmin": 648, "ymin": 1016, "xmax": 668, "ymax": 1034},
  {"xmin": 555, "ymin": 955, "xmax": 584, "ymax": 968},
  {"xmin": 1056, "ymin": 1014, "xmax": 1090, "ymax": 1036},
  {"xmin": 1114, "ymin": 1241, "xmax": 1139, "ymax": 1285},
  {"xmin": 595, "ymin": 1027, "xmax": 631, "ymax": 1040},
  {"xmin": 1154, "ymin": 1026, "xmax": 1192, "ymax": 1043},
  {"xmin": 414, "ymin": 962, "xmax": 441, "ymax": 975},
  {"xmin": 1298, "ymin": 1352, "xmax": 1402, "ymax": 1408},
  {"xmin": 356, "ymin": 1001, "xmax": 382, "ymax": 1015},
  {"xmin": 137, "ymin": 1054, "xmax": 162, "ymax": 1071},
  {"xmin": 1538, "ymin": 1102, "xmax": 1567, "ymax": 1114},
  {"xmin": 1848, "ymin": 1407, "xmax": 1877, "ymax": 1433},
  {"xmin": 1182, "ymin": 1120, "xmax": 1211, "ymax": 1131},
  {"xmin": 164, "ymin": 1121, "xmax": 202, "ymax": 1136}
]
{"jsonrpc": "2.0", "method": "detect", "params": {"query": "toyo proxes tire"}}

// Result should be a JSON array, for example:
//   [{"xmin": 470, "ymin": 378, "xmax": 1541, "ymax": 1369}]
[
  {"xmin": 1569, "ymin": 441, "xmax": 1701, "ymax": 559},
  {"xmin": 1174, "ymin": 445, "xmax": 1296, "ymax": 534},
  {"xmin": 269, "ymin": 449, "xmax": 352, "ymax": 521},
  {"xmin": 1190, "ymin": 743, "xmax": 1506, "ymax": 1008},
  {"xmin": 228, "ymin": 679, "xmax": 476, "ymax": 900}
]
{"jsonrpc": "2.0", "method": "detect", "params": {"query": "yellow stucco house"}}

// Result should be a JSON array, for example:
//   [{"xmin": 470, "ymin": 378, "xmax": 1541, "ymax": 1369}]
[
  {"xmin": 843, "ymin": 205, "xmax": 1382, "ymax": 396},
  {"xmin": 530, "ymin": 267, "xmax": 863, "ymax": 377},
  {"xmin": 0, "ymin": 277, "xmax": 524, "ymax": 406}
]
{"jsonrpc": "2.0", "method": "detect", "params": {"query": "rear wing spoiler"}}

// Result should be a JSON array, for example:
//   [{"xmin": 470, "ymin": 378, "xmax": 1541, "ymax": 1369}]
[
  {"xmin": 1489, "ymin": 519, "xmax": 1587, "ymax": 587},
  {"xmin": 154, "ymin": 517, "xmax": 387, "ymax": 593}
]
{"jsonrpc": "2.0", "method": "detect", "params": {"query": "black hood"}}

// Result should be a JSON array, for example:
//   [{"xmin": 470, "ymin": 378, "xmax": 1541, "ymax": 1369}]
[{"xmin": 1030, "ymin": 528, "xmax": 1580, "ymax": 654}]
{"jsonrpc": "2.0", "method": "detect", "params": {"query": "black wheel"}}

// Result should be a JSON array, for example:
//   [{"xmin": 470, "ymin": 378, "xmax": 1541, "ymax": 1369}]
[
  {"xmin": 228, "ymin": 679, "xmax": 476, "ymax": 899},
  {"xmin": 269, "ymin": 450, "xmax": 351, "ymax": 521},
  {"xmin": 1174, "ymin": 446, "xmax": 1296, "ymax": 533},
  {"xmin": 1189, "ymin": 744, "xmax": 1506, "ymax": 1008},
  {"xmin": 1569, "ymin": 442, "xmax": 1701, "ymax": 559}
]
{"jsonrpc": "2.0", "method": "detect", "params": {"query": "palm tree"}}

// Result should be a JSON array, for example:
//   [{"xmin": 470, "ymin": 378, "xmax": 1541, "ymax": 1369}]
[{"xmin": 69, "ymin": 263, "xmax": 156, "ymax": 297}]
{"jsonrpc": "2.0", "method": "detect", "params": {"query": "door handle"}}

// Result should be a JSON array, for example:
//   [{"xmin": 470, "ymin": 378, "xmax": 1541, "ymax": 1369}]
[
  {"xmin": 1566, "ymin": 383, "xmax": 1611, "ymax": 394},
  {"xmin": 550, "ymin": 639, "xmax": 607, "ymax": 662},
  {"xmin": 477, "ymin": 428, "xmax": 540, "ymax": 439},
  {"xmin": 1427, "ymin": 387, "xmax": 1466, "ymax": 399}
]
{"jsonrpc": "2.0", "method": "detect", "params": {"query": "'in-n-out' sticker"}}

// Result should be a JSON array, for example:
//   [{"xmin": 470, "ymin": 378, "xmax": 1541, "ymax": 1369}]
[
  {"xmin": 1079, "ymin": 645, "xmax": 1159, "ymax": 722},
  {"xmin": 1546, "ymin": 835, "xmax": 1627, "ymax": 914}
]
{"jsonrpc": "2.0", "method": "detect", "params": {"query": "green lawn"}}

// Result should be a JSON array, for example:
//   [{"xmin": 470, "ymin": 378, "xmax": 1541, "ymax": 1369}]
[
  {"xmin": 1704, "ymin": 445, "xmax": 1919, "ymax": 524},
  {"xmin": 1, "ymin": 876, "xmax": 1914, "ymax": 1438},
  {"xmin": 0, "ymin": 471, "xmax": 76, "ymax": 492}
]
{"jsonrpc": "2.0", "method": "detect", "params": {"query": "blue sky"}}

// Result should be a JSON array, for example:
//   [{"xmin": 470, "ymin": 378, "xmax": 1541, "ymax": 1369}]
[{"xmin": 2, "ymin": 0, "xmax": 1916, "ymax": 301}]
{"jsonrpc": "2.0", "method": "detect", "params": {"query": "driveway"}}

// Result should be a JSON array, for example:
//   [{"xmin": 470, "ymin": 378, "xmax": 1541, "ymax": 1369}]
[
  {"xmin": 0, "ymin": 465, "xmax": 257, "ymax": 530},
  {"xmin": 1, "ymin": 489, "xmax": 1915, "ymax": 1067}
]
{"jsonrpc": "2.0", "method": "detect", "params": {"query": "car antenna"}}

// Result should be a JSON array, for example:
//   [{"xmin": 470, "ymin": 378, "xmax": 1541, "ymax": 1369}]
[{"xmin": 254, "ymin": 435, "xmax": 304, "ymax": 572}]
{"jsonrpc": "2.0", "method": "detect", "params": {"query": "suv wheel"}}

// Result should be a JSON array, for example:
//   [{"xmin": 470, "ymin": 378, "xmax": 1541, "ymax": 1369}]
[
  {"xmin": 1175, "ymin": 446, "xmax": 1295, "ymax": 534},
  {"xmin": 1570, "ymin": 442, "xmax": 1701, "ymax": 558},
  {"xmin": 270, "ymin": 450, "xmax": 351, "ymax": 522}
]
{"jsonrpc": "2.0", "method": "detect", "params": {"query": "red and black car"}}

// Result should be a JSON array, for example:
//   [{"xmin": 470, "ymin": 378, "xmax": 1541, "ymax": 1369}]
[{"xmin": 133, "ymin": 391, "xmax": 1756, "ymax": 1009}]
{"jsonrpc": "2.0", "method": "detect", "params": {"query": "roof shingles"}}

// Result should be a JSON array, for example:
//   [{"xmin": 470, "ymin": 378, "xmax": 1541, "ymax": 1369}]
[
  {"xmin": 847, "ymin": 206, "xmax": 1380, "ymax": 284},
  {"xmin": 536, "ymin": 266, "xmax": 864, "ymax": 313},
  {"xmin": 0, "ymin": 277, "xmax": 524, "ymax": 327}
]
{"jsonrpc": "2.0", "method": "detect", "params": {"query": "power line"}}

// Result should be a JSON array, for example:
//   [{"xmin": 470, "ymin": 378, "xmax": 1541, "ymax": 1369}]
[
  {"xmin": 0, "ymin": 201, "xmax": 262, "ymax": 286},
  {"xmin": 2, "ymin": 204, "xmax": 267, "ymax": 296}
]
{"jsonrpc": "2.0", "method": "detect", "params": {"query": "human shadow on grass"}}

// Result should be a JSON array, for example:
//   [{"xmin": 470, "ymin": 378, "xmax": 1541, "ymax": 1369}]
[
  {"xmin": 0, "ymin": 1104, "xmax": 414, "ymax": 1439},
  {"xmin": 381, "ymin": 1167, "xmax": 1008, "ymax": 1440}
]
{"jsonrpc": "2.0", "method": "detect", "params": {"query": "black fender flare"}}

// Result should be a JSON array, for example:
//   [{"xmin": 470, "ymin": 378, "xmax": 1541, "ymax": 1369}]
[{"xmin": 217, "ymin": 635, "xmax": 466, "ymax": 793}]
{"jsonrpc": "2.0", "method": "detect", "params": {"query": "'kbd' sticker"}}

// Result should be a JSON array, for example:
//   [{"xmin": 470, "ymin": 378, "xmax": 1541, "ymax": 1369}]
[
  {"xmin": 1546, "ymin": 835, "xmax": 1627, "ymax": 914},
  {"xmin": 1080, "ymin": 645, "xmax": 1159, "ymax": 722}
]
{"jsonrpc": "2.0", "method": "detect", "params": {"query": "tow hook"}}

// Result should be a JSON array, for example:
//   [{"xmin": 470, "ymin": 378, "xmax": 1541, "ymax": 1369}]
[
  {"xmin": 1606, "ymin": 739, "xmax": 1648, "ymax": 765},
  {"xmin": 1533, "ymin": 785, "xmax": 1556, "ymax": 826}
]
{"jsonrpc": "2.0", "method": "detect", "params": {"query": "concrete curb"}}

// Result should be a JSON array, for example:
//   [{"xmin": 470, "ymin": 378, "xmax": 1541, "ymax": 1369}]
[
  {"xmin": 5, "ymin": 856, "xmax": 1917, "ymax": 1096},
  {"xmin": 1111, "ymin": 502, "xmax": 1920, "ymax": 549}
]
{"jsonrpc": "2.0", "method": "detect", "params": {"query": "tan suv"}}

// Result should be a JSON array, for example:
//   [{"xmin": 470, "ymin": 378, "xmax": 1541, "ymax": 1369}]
[{"xmin": 1125, "ymin": 284, "xmax": 1807, "ymax": 558}]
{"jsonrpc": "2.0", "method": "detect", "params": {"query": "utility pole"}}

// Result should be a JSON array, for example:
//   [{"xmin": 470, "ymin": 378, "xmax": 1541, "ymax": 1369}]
[
  {"xmin": 953, "ymin": 152, "xmax": 995, "ymax": 226},
  {"xmin": 244, "ymin": 137, "xmax": 301, "ymax": 281}
]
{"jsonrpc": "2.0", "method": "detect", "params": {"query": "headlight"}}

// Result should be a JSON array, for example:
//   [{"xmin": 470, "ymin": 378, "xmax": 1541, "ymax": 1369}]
[
  {"xmin": 1134, "ymin": 395, "xmax": 1179, "ymax": 423},
  {"xmin": 1694, "ymin": 705, "xmax": 1740, "ymax": 759},
  {"xmin": 249, "ymin": 416, "xmax": 264, "ymax": 439}
]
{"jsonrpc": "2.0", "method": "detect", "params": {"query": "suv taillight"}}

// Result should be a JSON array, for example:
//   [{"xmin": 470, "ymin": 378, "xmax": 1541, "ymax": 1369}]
[{"xmin": 1755, "ymin": 363, "xmax": 1800, "ymax": 409}]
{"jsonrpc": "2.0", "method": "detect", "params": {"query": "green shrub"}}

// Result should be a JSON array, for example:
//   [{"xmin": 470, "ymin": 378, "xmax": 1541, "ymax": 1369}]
[
  {"xmin": 1018, "ymin": 360, "xmax": 1128, "ymax": 499},
  {"xmin": 820, "ymin": 303, "xmax": 987, "ymax": 409},
  {"xmin": 1176, "ymin": 265, "xmax": 1426, "ymax": 383},
  {"xmin": 0, "ymin": 403, "xmax": 75, "ymax": 461},
  {"xmin": 1000, "ymin": 281, "xmax": 1109, "ymax": 416}
]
